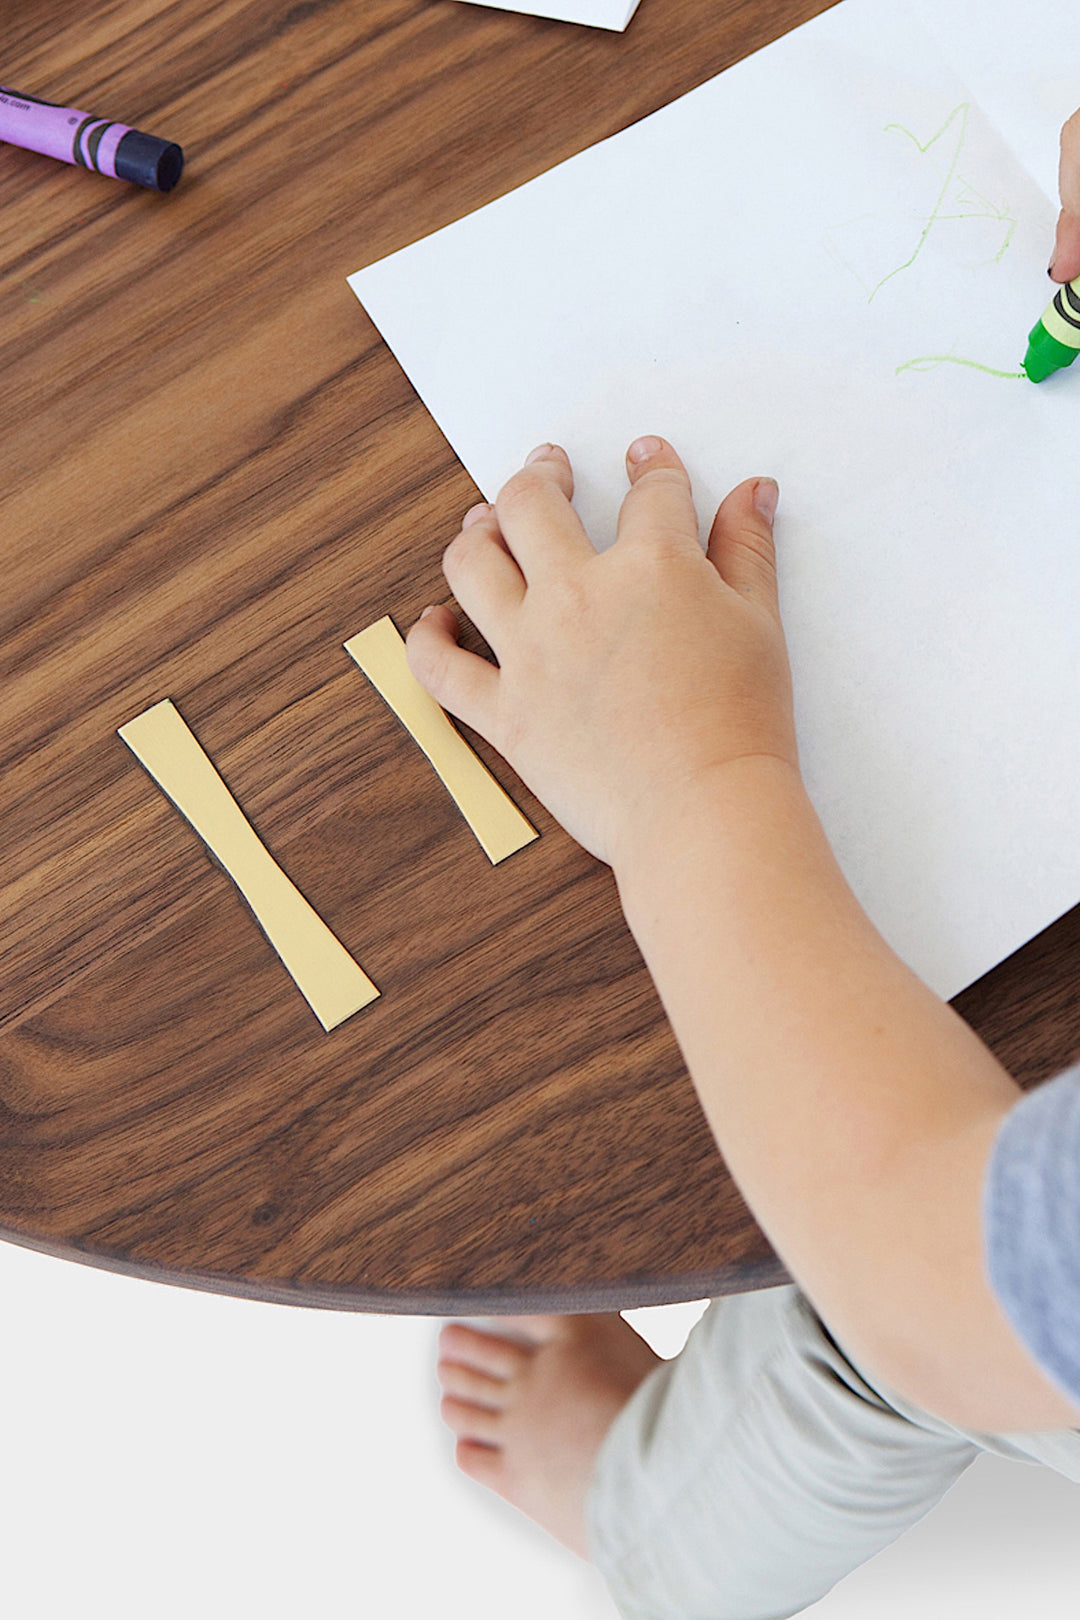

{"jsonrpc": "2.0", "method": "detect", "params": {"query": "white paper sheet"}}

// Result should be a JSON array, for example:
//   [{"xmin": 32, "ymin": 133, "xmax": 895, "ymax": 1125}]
[
  {"xmin": 911, "ymin": 0, "xmax": 1080, "ymax": 202},
  {"xmin": 451, "ymin": 0, "xmax": 641, "ymax": 30},
  {"xmin": 348, "ymin": 0, "xmax": 1080, "ymax": 1002}
]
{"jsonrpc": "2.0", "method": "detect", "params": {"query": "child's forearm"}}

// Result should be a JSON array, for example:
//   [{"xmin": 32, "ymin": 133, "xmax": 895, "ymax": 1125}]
[
  {"xmin": 614, "ymin": 753, "xmax": 1077, "ymax": 1430},
  {"xmin": 407, "ymin": 433, "xmax": 1080, "ymax": 1428}
]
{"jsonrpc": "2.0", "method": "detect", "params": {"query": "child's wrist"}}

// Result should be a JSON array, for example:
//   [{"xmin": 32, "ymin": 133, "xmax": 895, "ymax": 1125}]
[{"xmin": 610, "ymin": 752, "xmax": 809, "ymax": 889}]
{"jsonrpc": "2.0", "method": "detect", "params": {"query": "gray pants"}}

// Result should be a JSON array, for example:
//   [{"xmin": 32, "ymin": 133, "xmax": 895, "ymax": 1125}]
[{"xmin": 585, "ymin": 1285, "xmax": 1080, "ymax": 1620}]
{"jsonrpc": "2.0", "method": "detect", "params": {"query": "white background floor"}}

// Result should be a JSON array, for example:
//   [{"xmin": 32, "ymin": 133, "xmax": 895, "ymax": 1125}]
[{"xmin": 2, "ymin": 1239, "xmax": 1076, "ymax": 1618}]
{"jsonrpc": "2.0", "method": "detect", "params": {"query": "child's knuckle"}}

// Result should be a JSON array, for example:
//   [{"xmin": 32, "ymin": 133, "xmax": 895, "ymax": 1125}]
[
  {"xmin": 638, "ymin": 465, "xmax": 689, "ymax": 493},
  {"xmin": 497, "ymin": 468, "xmax": 545, "ymax": 516},
  {"xmin": 443, "ymin": 527, "xmax": 478, "ymax": 578},
  {"xmin": 734, "ymin": 524, "xmax": 777, "ymax": 570},
  {"xmin": 407, "ymin": 631, "xmax": 445, "ymax": 692}
]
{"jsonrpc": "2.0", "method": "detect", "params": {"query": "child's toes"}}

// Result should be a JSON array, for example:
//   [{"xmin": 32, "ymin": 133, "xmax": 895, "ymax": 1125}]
[
  {"xmin": 455, "ymin": 1438, "xmax": 507, "ymax": 1490},
  {"xmin": 436, "ymin": 1358, "xmax": 507, "ymax": 1409},
  {"xmin": 440, "ymin": 1394, "xmax": 503, "ymax": 1445},
  {"xmin": 438, "ymin": 1322, "xmax": 530, "ymax": 1375},
  {"xmin": 494, "ymin": 1314, "xmax": 563, "ymax": 1343}
]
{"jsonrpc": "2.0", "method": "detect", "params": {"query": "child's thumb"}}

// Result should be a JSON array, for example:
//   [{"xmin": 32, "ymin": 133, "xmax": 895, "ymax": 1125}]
[
  {"xmin": 1052, "ymin": 110, "xmax": 1080, "ymax": 282},
  {"xmin": 1050, "ymin": 212, "xmax": 1080, "ymax": 283},
  {"xmin": 706, "ymin": 477, "xmax": 781, "ymax": 616}
]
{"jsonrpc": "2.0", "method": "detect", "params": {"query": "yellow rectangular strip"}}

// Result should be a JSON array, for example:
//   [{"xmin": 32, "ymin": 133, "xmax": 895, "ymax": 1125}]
[
  {"xmin": 344, "ymin": 617, "xmax": 538, "ymax": 865},
  {"xmin": 118, "ymin": 700, "xmax": 379, "ymax": 1032}
]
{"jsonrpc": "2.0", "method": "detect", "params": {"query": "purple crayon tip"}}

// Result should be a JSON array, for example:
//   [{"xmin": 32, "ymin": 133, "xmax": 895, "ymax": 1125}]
[{"xmin": 114, "ymin": 128, "xmax": 184, "ymax": 192}]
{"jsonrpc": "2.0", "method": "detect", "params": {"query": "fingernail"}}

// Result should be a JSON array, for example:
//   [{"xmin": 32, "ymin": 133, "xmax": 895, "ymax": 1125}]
[
  {"xmin": 461, "ymin": 502, "xmax": 491, "ymax": 527},
  {"xmin": 753, "ymin": 478, "xmax": 779, "ymax": 522},
  {"xmin": 525, "ymin": 443, "xmax": 557, "ymax": 464},
  {"xmin": 420, "ymin": 605, "xmax": 437, "ymax": 620},
  {"xmin": 628, "ymin": 435, "xmax": 663, "ymax": 464}
]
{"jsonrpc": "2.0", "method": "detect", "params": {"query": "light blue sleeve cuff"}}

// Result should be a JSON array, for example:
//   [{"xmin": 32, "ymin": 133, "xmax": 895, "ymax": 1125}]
[{"xmin": 983, "ymin": 1062, "xmax": 1080, "ymax": 1410}]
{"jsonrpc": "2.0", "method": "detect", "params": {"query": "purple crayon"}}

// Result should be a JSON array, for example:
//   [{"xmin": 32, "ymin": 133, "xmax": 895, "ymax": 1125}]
[{"xmin": 0, "ymin": 84, "xmax": 183, "ymax": 192}]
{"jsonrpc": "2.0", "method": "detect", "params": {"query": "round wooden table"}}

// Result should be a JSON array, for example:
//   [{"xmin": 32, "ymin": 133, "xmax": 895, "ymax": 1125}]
[{"xmin": 3, "ymin": 0, "xmax": 1079, "ymax": 1315}]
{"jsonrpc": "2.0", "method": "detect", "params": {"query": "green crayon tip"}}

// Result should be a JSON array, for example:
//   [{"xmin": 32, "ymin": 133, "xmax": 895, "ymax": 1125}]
[{"xmin": 1023, "ymin": 319, "xmax": 1079, "ymax": 383}]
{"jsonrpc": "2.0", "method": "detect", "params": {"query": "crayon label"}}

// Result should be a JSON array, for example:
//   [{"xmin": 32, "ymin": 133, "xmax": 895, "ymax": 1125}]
[
  {"xmin": 0, "ymin": 86, "xmax": 130, "ymax": 173},
  {"xmin": 1043, "ymin": 284, "xmax": 1080, "ymax": 353}
]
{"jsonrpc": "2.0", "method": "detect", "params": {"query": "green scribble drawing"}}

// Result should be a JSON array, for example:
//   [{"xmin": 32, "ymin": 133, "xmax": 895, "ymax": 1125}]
[
  {"xmin": 896, "ymin": 354, "xmax": 1026, "ymax": 379},
  {"xmin": 824, "ymin": 102, "xmax": 1017, "ymax": 302},
  {"xmin": 944, "ymin": 178, "xmax": 1016, "ymax": 261},
  {"xmin": 869, "ymin": 102, "xmax": 972, "ymax": 300}
]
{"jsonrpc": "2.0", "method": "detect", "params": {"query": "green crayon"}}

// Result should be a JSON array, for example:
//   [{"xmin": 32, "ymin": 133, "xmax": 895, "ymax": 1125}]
[{"xmin": 1023, "ymin": 274, "xmax": 1080, "ymax": 382}]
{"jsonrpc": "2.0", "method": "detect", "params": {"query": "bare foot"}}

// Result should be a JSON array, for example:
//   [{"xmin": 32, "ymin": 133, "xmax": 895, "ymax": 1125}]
[{"xmin": 435, "ymin": 1312, "xmax": 661, "ymax": 1557}]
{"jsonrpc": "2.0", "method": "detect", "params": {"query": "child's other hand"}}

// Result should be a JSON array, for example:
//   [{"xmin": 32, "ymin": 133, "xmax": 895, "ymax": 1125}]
[
  {"xmin": 1051, "ymin": 108, "xmax": 1080, "ymax": 283},
  {"xmin": 406, "ymin": 437, "xmax": 799, "ymax": 869}
]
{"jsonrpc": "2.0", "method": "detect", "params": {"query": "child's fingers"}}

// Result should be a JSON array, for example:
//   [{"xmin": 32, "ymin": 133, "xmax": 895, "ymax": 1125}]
[
  {"xmin": 705, "ymin": 477, "xmax": 781, "ymax": 616},
  {"xmin": 1051, "ymin": 110, "xmax": 1080, "ymax": 281},
  {"xmin": 442, "ymin": 504, "xmax": 526, "ymax": 651},
  {"xmin": 493, "ymin": 444, "xmax": 594, "ymax": 583},
  {"xmin": 405, "ymin": 604, "xmax": 500, "ymax": 738},
  {"xmin": 1059, "ymin": 110, "xmax": 1080, "ymax": 219},
  {"xmin": 616, "ymin": 436, "xmax": 700, "ymax": 552},
  {"xmin": 1051, "ymin": 212, "xmax": 1080, "ymax": 282}
]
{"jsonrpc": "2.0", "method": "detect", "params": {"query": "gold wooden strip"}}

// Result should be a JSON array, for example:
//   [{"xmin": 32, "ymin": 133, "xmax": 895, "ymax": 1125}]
[
  {"xmin": 344, "ymin": 616, "xmax": 538, "ymax": 865},
  {"xmin": 118, "ymin": 700, "xmax": 379, "ymax": 1031}
]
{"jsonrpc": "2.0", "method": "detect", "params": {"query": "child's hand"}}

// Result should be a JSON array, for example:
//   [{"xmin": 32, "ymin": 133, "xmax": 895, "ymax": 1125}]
[
  {"xmin": 406, "ymin": 437, "xmax": 799, "ymax": 869},
  {"xmin": 1051, "ymin": 108, "xmax": 1080, "ymax": 283}
]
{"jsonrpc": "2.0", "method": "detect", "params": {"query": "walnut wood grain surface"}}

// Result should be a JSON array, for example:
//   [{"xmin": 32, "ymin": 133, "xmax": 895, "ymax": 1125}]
[{"xmin": 2, "ymin": 0, "xmax": 1079, "ymax": 1316}]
